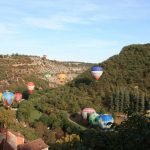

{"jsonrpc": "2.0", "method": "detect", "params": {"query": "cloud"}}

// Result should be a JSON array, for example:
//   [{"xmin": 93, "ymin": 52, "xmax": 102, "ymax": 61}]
[
  {"xmin": 24, "ymin": 14, "xmax": 90, "ymax": 30},
  {"xmin": 25, "ymin": 17, "xmax": 64, "ymax": 30},
  {"xmin": 2, "ymin": 0, "xmax": 150, "ymax": 31}
]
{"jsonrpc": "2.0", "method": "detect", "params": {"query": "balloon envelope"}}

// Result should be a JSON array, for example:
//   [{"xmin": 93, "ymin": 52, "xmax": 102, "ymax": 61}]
[
  {"xmin": 82, "ymin": 108, "xmax": 96, "ymax": 120},
  {"xmin": 88, "ymin": 113, "xmax": 99, "ymax": 125},
  {"xmin": 14, "ymin": 92, "xmax": 22, "ymax": 102},
  {"xmin": 91, "ymin": 66, "xmax": 103, "ymax": 80},
  {"xmin": 2, "ymin": 91, "xmax": 14, "ymax": 108},
  {"xmin": 57, "ymin": 73, "xmax": 67, "ymax": 83},
  {"xmin": 27, "ymin": 82, "xmax": 35, "ymax": 94},
  {"xmin": 0, "ymin": 92, "xmax": 2, "ymax": 101},
  {"xmin": 44, "ymin": 72, "xmax": 51, "ymax": 80},
  {"xmin": 97, "ymin": 114, "xmax": 114, "ymax": 129}
]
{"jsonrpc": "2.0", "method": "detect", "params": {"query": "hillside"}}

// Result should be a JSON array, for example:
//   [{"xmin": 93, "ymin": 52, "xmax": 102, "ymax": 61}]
[
  {"xmin": 0, "ymin": 44, "xmax": 150, "ymax": 149},
  {"xmin": 16, "ymin": 44, "xmax": 150, "ymax": 127},
  {"xmin": 69, "ymin": 44, "xmax": 150, "ymax": 111},
  {"xmin": 72, "ymin": 44, "xmax": 150, "ymax": 93},
  {"xmin": 0, "ymin": 54, "xmax": 92, "ymax": 91},
  {"xmin": 9, "ymin": 44, "xmax": 150, "ymax": 117}
]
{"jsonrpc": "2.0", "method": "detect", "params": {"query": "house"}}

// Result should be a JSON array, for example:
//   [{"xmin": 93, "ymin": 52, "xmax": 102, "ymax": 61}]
[
  {"xmin": 0, "ymin": 129, "xmax": 48, "ymax": 150},
  {"xmin": 18, "ymin": 138, "xmax": 48, "ymax": 150},
  {"xmin": 7, "ymin": 130, "xmax": 25, "ymax": 149},
  {"xmin": 0, "ymin": 129, "xmax": 24, "ymax": 150},
  {"xmin": 0, "ymin": 139, "xmax": 14, "ymax": 150},
  {"xmin": 42, "ymin": 55, "xmax": 48, "ymax": 60}
]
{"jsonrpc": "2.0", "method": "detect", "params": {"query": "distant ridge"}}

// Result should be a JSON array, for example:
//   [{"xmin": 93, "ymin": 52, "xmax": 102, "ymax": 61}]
[{"xmin": 0, "ymin": 54, "xmax": 93, "ymax": 91}]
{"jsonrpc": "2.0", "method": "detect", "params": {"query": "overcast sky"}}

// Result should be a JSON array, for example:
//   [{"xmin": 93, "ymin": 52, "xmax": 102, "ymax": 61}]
[{"xmin": 0, "ymin": 0, "xmax": 150, "ymax": 63}]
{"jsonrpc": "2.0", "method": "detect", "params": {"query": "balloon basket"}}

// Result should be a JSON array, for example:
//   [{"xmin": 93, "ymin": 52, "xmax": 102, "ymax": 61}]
[{"xmin": 28, "ymin": 90, "xmax": 33, "ymax": 94}]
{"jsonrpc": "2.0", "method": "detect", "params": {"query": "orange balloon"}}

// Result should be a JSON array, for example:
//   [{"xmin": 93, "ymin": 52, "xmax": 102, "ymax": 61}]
[{"xmin": 57, "ymin": 73, "xmax": 67, "ymax": 83}]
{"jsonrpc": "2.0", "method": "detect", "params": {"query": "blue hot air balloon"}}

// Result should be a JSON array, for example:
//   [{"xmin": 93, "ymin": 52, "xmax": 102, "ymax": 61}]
[
  {"xmin": 91, "ymin": 66, "xmax": 103, "ymax": 80},
  {"xmin": 2, "ymin": 91, "xmax": 14, "ymax": 108},
  {"xmin": 97, "ymin": 114, "xmax": 114, "ymax": 129}
]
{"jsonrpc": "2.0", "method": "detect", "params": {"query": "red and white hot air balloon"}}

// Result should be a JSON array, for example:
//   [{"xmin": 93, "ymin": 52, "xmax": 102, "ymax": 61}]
[
  {"xmin": 91, "ymin": 66, "xmax": 104, "ymax": 81},
  {"xmin": 82, "ymin": 108, "xmax": 96, "ymax": 120},
  {"xmin": 27, "ymin": 82, "xmax": 35, "ymax": 94},
  {"xmin": 14, "ymin": 92, "xmax": 22, "ymax": 102}
]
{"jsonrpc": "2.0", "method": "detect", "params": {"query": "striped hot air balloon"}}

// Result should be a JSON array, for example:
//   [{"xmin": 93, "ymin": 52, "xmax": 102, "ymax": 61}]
[
  {"xmin": 27, "ymin": 82, "xmax": 35, "ymax": 94},
  {"xmin": 91, "ymin": 66, "xmax": 103, "ymax": 80},
  {"xmin": 2, "ymin": 91, "xmax": 14, "ymax": 108}
]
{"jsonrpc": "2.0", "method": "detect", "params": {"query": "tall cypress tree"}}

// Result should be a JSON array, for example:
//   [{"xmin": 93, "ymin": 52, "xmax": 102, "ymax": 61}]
[
  {"xmin": 124, "ymin": 90, "xmax": 130, "ymax": 112},
  {"xmin": 145, "ymin": 95, "xmax": 150, "ymax": 110},
  {"xmin": 135, "ymin": 90, "xmax": 139, "ymax": 112},
  {"xmin": 119, "ymin": 90, "xmax": 124, "ymax": 112},
  {"xmin": 147, "ymin": 96, "xmax": 150, "ymax": 110},
  {"xmin": 110, "ymin": 95, "xmax": 114, "ymax": 111},
  {"xmin": 114, "ymin": 88, "xmax": 120, "ymax": 112},
  {"xmin": 131, "ymin": 90, "xmax": 139, "ymax": 112},
  {"xmin": 139, "ymin": 93, "xmax": 145, "ymax": 112}
]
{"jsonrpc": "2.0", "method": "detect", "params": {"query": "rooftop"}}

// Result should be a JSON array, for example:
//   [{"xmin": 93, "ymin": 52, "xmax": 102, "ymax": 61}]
[{"xmin": 18, "ymin": 138, "xmax": 48, "ymax": 150}]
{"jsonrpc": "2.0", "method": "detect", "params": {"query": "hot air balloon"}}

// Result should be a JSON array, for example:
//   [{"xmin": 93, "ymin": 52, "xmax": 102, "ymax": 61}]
[
  {"xmin": 2, "ymin": 91, "xmax": 14, "ymax": 108},
  {"xmin": 27, "ymin": 82, "xmax": 35, "ymax": 94},
  {"xmin": 97, "ymin": 114, "xmax": 114, "ymax": 129},
  {"xmin": 14, "ymin": 92, "xmax": 22, "ymax": 102},
  {"xmin": 91, "ymin": 66, "xmax": 103, "ymax": 80},
  {"xmin": 82, "ymin": 108, "xmax": 96, "ymax": 120},
  {"xmin": 57, "ymin": 73, "xmax": 67, "ymax": 84},
  {"xmin": 44, "ymin": 72, "xmax": 51, "ymax": 81},
  {"xmin": 88, "ymin": 113, "xmax": 99, "ymax": 125},
  {"xmin": 0, "ymin": 92, "xmax": 2, "ymax": 102}
]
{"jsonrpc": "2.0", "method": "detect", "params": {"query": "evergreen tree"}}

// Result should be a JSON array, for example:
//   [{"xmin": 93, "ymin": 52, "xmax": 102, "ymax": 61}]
[
  {"xmin": 135, "ymin": 90, "xmax": 139, "ymax": 112},
  {"xmin": 119, "ymin": 90, "xmax": 124, "ymax": 112},
  {"xmin": 145, "ymin": 95, "xmax": 150, "ymax": 110},
  {"xmin": 130, "ymin": 90, "xmax": 139, "ymax": 112},
  {"xmin": 129, "ymin": 92, "xmax": 135, "ymax": 112},
  {"xmin": 147, "ymin": 96, "xmax": 150, "ymax": 110},
  {"xmin": 139, "ymin": 93, "xmax": 145, "ymax": 112},
  {"xmin": 114, "ymin": 88, "xmax": 120, "ymax": 112},
  {"xmin": 110, "ymin": 95, "xmax": 114, "ymax": 110},
  {"xmin": 124, "ymin": 90, "xmax": 130, "ymax": 112}
]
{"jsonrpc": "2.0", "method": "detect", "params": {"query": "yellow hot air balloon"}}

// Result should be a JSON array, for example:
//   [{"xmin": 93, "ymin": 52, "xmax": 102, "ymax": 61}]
[
  {"xmin": 0, "ymin": 92, "xmax": 2, "ymax": 101},
  {"xmin": 57, "ymin": 73, "xmax": 67, "ymax": 84}
]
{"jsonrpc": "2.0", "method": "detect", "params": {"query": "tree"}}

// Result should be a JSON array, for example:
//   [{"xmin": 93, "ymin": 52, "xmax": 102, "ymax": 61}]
[
  {"xmin": 114, "ymin": 89, "xmax": 120, "ymax": 112},
  {"xmin": 34, "ymin": 122, "xmax": 50, "ymax": 142},
  {"xmin": 119, "ymin": 90, "xmax": 124, "ymax": 112},
  {"xmin": 139, "ymin": 93, "xmax": 145, "ymax": 112},
  {"xmin": 110, "ymin": 95, "xmax": 114, "ymax": 111},
  {"xmin": 124, "ymin": 90, "xmax": 130, "ymax": 112},
  {"xmin": 17, "ymin": 101, "xmax": 33, "ymax": 122},
  {"xmin": 0, "ymin": 108, "xmax": 16, "ymax": 128},
  {"xmin": 117, "ymin": 114, "xmax": 150, "ymax": 150},
  {"xmin": 134, "ymin": 90, "xmax": 139, "ymax": 112}
]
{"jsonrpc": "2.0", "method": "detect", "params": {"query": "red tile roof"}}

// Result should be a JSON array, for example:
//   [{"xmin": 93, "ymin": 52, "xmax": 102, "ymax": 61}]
[
  {"xmin": 18, "ymin": 138, "xmax": 48, "ymax": 150},
  {"xmin": 0, "ymin": 139, "xmax": 14, "ymax": 150}
]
